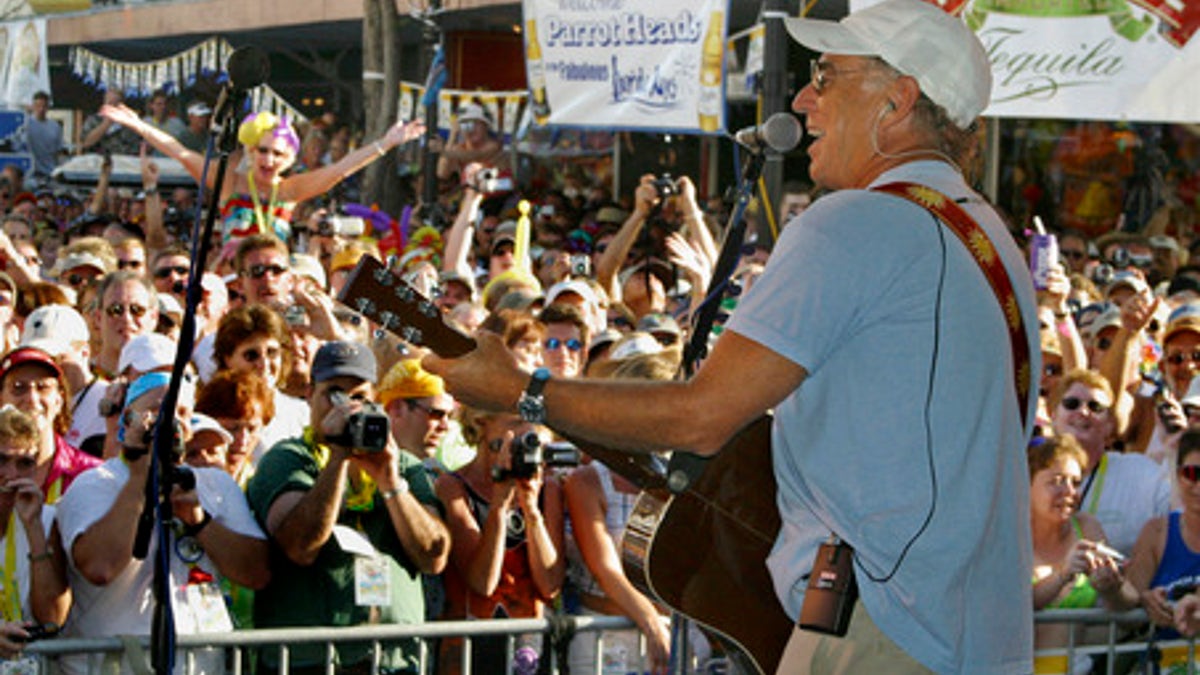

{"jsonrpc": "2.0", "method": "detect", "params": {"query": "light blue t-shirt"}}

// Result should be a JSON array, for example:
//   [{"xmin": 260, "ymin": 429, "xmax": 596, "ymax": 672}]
[{"xmin": 727, "ymin": 161, "xmax": 1038, "ymax": 674}]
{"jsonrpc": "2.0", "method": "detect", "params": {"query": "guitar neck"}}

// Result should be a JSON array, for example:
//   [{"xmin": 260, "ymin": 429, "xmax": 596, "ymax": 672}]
[
  {"xmin": 338, "ymin": 256, "xmax": 477, "ymax": 358},
  {"xmin": 337, "ymin": 256, "xmax": 668, "ymax": 491}
]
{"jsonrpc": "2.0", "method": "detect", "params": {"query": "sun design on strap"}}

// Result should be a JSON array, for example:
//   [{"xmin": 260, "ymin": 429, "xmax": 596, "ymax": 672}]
[
  {"xmin": 967, "ymin": 229, "xmax": 997, "ymax": 266},
  {"xmin": 1017, "ymin": 362, "xmax": 1031, "ymax": 396},
  {"xmin": 1004, "ymin": 296, "xmax": 1022, "ymax": 329},
  {"xmin": 905, "ymin": 185, "xmax": 947, "ymax": 209}
]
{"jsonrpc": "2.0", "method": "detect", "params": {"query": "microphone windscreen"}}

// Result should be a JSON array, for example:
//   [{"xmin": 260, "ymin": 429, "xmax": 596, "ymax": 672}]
[
  {"xmin": 227, "ymin": 47, "xmax": 270, "ymax": 90},
  {"xmin": 761, "ymin": 113, "xmax": 803, "ymax": 153}
]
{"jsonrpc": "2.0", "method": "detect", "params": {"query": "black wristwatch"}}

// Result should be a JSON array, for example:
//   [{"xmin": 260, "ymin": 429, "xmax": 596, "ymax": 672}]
[
  {"xmin": 518, "ymin": 367, "xmax": 551, "ymax": 425},
  {"xmin": 182, "ymin": 510, "xmax": 212, "ymax": 538}
]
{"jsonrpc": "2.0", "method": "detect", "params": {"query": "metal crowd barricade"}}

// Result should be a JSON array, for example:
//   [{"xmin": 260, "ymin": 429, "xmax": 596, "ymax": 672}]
[
  {"xmin": 1035, "ymin": 607, "xmax": 1198, "ymax": 675},
  {"xmin": 21, "ymin": 615, "xmax": 666, "ymax": 675}
]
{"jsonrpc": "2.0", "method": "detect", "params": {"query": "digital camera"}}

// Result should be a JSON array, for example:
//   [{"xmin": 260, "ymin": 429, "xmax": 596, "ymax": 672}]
[
  {"xmin": 317, "ymin": 215, "xmax": 366, "ymax": 238},
  {"xmin": 653, "ymin": 174, "xmax": 678, "ymax": 199},
  {"xmin": 473, "ymin": 168, "xmax": 514, "ymax": 194},
  {"xmin": 568, "ymin": 254, "xmax": 591, "ymax": 278}
]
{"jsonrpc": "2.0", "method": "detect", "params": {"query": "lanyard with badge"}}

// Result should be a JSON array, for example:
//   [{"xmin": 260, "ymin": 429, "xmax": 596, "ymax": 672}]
[{"xmin": 171, "ymin": 517, "xmax": 233, "ymax": 633}]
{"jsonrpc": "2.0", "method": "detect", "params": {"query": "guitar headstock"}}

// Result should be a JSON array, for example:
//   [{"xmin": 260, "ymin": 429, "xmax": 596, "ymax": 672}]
[{"xmin": 336, "ymin": 256, "xmax": 476, "ymax": 358}]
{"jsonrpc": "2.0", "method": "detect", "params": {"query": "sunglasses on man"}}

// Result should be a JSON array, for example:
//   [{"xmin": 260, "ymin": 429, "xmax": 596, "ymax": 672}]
[{"xmin": 246, "ymin": 264, "xmax": 288, "ymax": 280}]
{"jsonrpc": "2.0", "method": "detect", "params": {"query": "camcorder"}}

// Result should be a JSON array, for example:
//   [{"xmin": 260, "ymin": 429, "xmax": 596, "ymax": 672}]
[
  {"xmin": 118, "ymin": 415, "xmax": 197, "ymax": 489},
  {"xmin": 472, "ymin": 168, "xmax": 514, "ymax": 194},
  {"xmin": 492, "ymin": 434, "xmax": 581, "ymax": 481},
  {"xmin": 326, "ymin": 391, "xmax": 391, "ymax": 453}
]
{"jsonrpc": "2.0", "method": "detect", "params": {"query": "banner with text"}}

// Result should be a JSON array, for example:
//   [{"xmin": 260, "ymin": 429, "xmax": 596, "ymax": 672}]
[
  {"xmin": 521, "ymin": 0, "xmax": 728, "ymax": 133},
  {"xmin": 851, "ymin": 0, "xmax": 1200, "ymax": 123},
  {"xmin": 0, "ymin": 19, "xmax": 49, "ymax": 111}
]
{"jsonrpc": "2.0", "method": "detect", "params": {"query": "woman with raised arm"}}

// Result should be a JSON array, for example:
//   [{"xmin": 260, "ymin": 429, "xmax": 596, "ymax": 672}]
[{"xmin": 99, "ymin": 104, "xmax": 423, "ymax": 243}]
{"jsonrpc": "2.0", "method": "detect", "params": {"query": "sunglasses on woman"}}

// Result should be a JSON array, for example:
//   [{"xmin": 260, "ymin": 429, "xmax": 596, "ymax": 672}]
[
  {"xmin": 1179, "ymin": 464, "xmax": 1200, "ymax": 483},
  {"xmin": 1061, "ymin": 396, "xmax": 1108, "ymax": 414}
]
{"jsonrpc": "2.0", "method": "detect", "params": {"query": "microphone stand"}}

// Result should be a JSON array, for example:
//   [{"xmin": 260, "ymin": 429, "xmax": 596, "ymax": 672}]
[
  {"xmin": 664, "ymin": 148, "xmax": 768, "ymax": 675},
  {"xmin": 131, "ymin": 78, "xmax": 251, "ymax": 675},
  {"xmin": 681, "ymin": 149, "xmax": 768, "ymax": 376}
]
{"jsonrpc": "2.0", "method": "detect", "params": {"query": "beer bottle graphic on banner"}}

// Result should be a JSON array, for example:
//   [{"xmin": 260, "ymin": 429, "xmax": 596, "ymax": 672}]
[
  {"xmin": 697, "ymin": 10, "xmax": 724, "ymax": 132},
  {"xmin": 526, "ymin": 19, "xmax": 551, "ymax": 125}
]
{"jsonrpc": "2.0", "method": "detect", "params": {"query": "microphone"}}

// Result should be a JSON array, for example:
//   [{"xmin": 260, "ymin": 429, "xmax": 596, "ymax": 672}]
[
  {"xmin": 226, "ymin": 46, "xmax": 270, "ymax": 91},
  {"xmin": 732, "ymin": 113, "xmax": 803, "ymax": 153}
]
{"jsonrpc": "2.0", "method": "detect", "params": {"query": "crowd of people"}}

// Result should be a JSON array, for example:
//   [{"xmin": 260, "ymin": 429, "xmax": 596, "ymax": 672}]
[
  {"xmin": 0, "ymin": 78, "xmax": 739, "ymax": 675},
  {"xmin": 3, "ymin": 0, "xmax": 1200, "ymax": 673}
]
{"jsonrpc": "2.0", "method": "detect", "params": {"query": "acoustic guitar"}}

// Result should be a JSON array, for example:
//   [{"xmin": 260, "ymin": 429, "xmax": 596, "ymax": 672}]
[{"xmin": 338, "ymin": 256, "xmax": 792, "ymax": 675}]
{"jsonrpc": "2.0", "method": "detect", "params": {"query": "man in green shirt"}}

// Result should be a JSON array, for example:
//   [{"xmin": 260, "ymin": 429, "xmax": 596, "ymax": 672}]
[{"xmin": 248, "ymin": 341, "xmax": 450, "ymax": 673}]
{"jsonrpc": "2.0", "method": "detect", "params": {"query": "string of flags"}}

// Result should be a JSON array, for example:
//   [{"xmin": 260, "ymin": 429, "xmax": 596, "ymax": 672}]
[{"xmin": 67, "ymin": 37, "xmax": 306, "ymax": 123}]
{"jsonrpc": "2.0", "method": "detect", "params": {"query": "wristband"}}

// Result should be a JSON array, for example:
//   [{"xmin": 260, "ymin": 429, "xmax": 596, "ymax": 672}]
[
  {"xmin": 380, "ymin": 478, "xmax": 410, "ymax": 501},
  {"xmin": 144, "ymin": 183, "xmax": 158, "ymax": 192},
  {"xmin": 182, "ymin": 510, "xmax": 212, "ymax": 538},
  {"xmin": 27, "ymin": 550, "xmax": 53, "ymax": 563},
  {"xmin": 373, "ymin": 141, "xmax": 387, "ymax": 157}
]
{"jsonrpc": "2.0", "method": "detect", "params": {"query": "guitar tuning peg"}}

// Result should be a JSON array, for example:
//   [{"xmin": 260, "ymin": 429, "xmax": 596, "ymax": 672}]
[
  {"xmin": 401, "ymin": 326, "xmax": 423, "ymax": 344},
  {"xmin": 418, "ymin": 301, "xmax": 438, "ymax": 319},
  {"xmin": 373, "ymin": 328, "xmax": 387, "ymax": 342},
  {"xmin": 386, "ymin": 254, "xmax": 401, "ymax": 270},
  {"xmin": 378, "ymin": 311, "xmax": 400, "ymax": 330},
  {"xmin": 372, "ymin": 268, "xmax": 395, "ymax": 286},
  {"xmin": 395, "ymin": 286, "xmax": 415, "ymax": 303},
  {"xmin": 355, "ymin": 298, "xmax": 377, "ymax": 317}
]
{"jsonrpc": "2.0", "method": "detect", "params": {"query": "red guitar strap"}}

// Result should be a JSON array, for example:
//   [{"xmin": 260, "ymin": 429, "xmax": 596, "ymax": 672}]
[{"xmin": 873, "ymin": 181, "xmax": 1032, "ymax": 429}]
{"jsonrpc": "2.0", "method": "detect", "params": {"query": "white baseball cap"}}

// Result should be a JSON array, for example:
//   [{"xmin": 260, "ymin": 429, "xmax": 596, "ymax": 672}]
[
  {"xmin": 784, "ymin": 0, "xmax": 991, "ymax": 129},
  {"xmin": 20, "ymin": 305, "xmax": 89, "ymax": 356},
  {"xmin": 190, "ymin": 413, "xmax": 233, "ymax": 446},
  {"xmin": 118, "ymin": 333, "xmax": 178, "ymax": 375}
]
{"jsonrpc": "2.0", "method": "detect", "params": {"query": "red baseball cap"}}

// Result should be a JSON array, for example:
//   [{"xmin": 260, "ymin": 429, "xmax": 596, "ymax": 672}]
[{"xmin": 0, "ymin": 347, "xmax": 63, "ymax": 383}]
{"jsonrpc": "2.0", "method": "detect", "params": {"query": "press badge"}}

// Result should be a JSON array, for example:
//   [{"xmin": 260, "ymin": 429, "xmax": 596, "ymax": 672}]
[
  {"xmin": 355, "ymin": 556, "xmax": 390, "ymax": 606},
  {"xmin": 185, "ymin": 582, "xmax": 234, "ymax": 633}
]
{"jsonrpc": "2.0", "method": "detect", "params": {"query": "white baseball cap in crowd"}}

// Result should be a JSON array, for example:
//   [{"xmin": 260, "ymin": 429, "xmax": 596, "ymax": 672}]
[
  {"xmin": 20, "ymin": 305, "xmax": 89, "ymax": 356},
  {"xmin": 784, "ymin": 0, "xmax": 991, "ymax": 129},
  {"xmin": 187, "ymin": 102, "xmax": 213, "ymax": 117},
  {"xmin": 190, "ymin": 413, "xmax": 233, "ymax": 446},
  {"xmin": 119, "ymin": 333, "xmax": 178, "ymax": 375}
]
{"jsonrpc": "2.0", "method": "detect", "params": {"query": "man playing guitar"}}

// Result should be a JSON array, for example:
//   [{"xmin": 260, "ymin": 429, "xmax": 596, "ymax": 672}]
[{"xmin": 424, "ymin": 1, "xmax": 1039, "ymax": 672}]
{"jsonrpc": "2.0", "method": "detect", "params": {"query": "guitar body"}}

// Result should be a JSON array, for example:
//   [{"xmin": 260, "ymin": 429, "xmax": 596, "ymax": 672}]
[
  {"xmin": 618, "ymin": 416, "xmax": 791, "ymax": 675},
  {"xmin": 338, "ymin": 258, "xmax": 792, "ymax": 674}
]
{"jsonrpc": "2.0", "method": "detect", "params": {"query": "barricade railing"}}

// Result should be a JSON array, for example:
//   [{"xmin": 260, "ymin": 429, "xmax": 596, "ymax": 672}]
[
  {"xmin": 21, "ymin": 615, "xmax": 667, "ymax": 675},
  {"xmin": 1035, "ymin": 607, "xmax": 1198, "ymax": 675}
]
